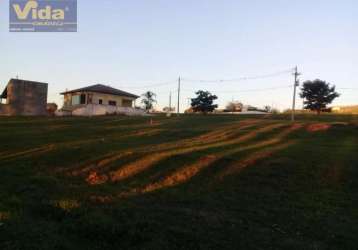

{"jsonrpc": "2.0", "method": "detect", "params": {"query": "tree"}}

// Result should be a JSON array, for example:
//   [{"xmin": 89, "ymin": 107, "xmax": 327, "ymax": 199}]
[
  {"xmin": 264, "ymin": 106, "xmax": 271, "ymax": 113},
  {"xmin": 191, "ymin": 90, "xmax": 218, "ymax": 113},
  {"xmin": 226, "ymin": 101, "xmax": 243, "ymax": 112},
  {"xmin": 141, "ymin": 91, "xmax": 157, "ymax": 111},
  {"xmin": 300, "ymin": 80, "xmax": 340, "ymax": 114}
]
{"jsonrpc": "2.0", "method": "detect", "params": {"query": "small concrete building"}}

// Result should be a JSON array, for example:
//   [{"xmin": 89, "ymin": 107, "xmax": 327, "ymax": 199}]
[{"xmin": 0, "ymin": 79, "xmax": 48, "ymax": 116}]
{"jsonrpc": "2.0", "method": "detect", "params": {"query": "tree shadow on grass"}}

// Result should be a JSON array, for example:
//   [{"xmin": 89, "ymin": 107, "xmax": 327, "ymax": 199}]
[
  {"xmin": 71, "ymin": 122, "xmax": 304, "ymax": 203},
  {"xmin": 118, "ymin": 124, "xmax": 302, "ymax": 197},
  {"xmin": 0, "ymin": 127, "xmax": 166, "ymax": 163},
  {"xmin": 58, "ymin": 120, "xmax": 263, "ymax": 181},
  {"xmin": 81, "ymin": 121, "xmax": 282, "ymax": 185}
]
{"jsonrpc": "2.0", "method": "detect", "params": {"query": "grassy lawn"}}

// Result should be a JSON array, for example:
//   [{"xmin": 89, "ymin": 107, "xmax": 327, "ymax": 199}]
[{"xmin": 0, "ymin": 114, "xmax": 357, "ymax": 250}]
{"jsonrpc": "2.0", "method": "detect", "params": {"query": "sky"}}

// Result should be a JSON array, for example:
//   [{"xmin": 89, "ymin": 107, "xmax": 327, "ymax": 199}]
[{"xmin": 0, "ymin": 0, "xmax": 357, "ymax": 111}]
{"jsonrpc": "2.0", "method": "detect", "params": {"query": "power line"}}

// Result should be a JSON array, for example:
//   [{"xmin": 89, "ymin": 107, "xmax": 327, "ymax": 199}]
[
  {"xmin": 180, "ymin": 85, "xmax": 291, "ymax": 93},
  {"xmin": 97, "ymin": 68, "xmax": 294, "ymax": 91},
  {"xmin": 198, "ymin": 86, "xmax": 358, "ymax": 93},
  {"xmin": 181, "ymin": 68, "xmax": 293, "ymax": 83},
  {"xmin": 117, "ymin": 80, "xmax": 177, "ymax": 89}
]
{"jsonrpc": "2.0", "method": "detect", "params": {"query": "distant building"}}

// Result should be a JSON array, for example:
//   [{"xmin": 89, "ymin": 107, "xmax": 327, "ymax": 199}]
[
  {"xmin": 0, "ymin": 79, "xmax": 48, "ymax": 116},
  {"xmin": 332, "ymin": 105, "xmax": 358, "ymax": 114},
  {"xmin": 61, "ymin": 84, "xmax": 139, "ymax": 109},
  {"xmin": 225, "ymin": 101, "xmax": 243, "ymax": 112},
  {"xmin": 59, "ymin": 84, "xmax": 142, "ymax": 116}
]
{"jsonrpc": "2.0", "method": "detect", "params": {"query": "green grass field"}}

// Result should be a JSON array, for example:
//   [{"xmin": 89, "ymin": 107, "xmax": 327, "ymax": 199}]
[{"xmin": 0, "ymin": 114, "xmax": 357, "ymax": 250}]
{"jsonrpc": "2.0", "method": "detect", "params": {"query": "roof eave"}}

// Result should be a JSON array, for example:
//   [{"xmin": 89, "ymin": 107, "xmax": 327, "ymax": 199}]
[{"xmin": 60, "ymin": 90, "xmax": 139, "ymax": 99}]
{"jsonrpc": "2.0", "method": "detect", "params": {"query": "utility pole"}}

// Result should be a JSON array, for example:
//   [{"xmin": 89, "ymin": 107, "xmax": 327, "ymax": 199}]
[
  {"xmin": 177, "ymin": 76, "xmax": 181, "ymax": 115},
  {"xmin": 169, "ymin": 91, "xmax": 172, "ymax": 113},
  {"xmin": 291, "ymin": 66, "xmax": 301, "ymax": 122}
]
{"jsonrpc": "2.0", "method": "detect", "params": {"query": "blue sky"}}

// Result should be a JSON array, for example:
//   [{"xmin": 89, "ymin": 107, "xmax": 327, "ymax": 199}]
[{"xmin": 0, "ymin": 0, "xmax": 357, "ymax": 111}]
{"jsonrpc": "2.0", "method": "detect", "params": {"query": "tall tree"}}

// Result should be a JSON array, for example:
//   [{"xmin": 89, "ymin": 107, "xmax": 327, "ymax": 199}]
[
  {"xmin": 264, "ymin": 106, "xmax": 271, "ymax": 113},
  {"xmin": 300, "ymin": 80, "xmax": 340, "ymax": 114},
  {"xmin": 191, "ymin": 90, "xmax": 218, "ymax": 113},
  {"xmin": 141, "ymin": 91, "xmax": 157, "ymax": 111}
]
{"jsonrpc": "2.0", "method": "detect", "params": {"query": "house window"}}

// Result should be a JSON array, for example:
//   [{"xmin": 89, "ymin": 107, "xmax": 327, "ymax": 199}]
[
  {"xmin": 99, "ymin": 99, "xmax": 103, "ymax": 105},
  {"xmin": 80, "ymin": 94, "xmax": 86, "ymax": 104},
  {"xmin": 108, "ymin": 101, "xmax": 117, "ymax": 106},
  {"xmin": 122, "ymin": 99, "xmax": 133, "ymax": 107},
  {"xmin": 71, "ymin": 95, "xmax": 80, "ymax": 105}
]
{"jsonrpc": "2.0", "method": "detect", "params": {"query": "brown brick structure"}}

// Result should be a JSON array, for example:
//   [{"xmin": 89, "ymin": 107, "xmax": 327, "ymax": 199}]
[{"xmin": 0, "ymin": 79, "xmax": 48, "ymax": 116}]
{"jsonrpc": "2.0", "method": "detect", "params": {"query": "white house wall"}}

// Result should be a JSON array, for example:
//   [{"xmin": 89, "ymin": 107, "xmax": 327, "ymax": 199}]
[
  {"xmin": 64, "ymin": 92, "xmax": 136, "ymax": 108},
  {"xmin": 69, "ymin": 104, "xmax": 146, "ymax": 116}
]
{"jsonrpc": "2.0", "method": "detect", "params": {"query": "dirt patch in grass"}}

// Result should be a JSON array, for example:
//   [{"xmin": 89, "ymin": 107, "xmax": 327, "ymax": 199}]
[
  {"xmin": 0, "ymin": 211, "xmax": 10, "ymax": 221},
  {"xmin": 307, "ymin": 123, "xmax": 331, "ymax": 132},
  {"xmin": 86, "ymin": 171, "xmax": 109, "ymax": 185},
  {"xmin": 136, "ymin": 155, "xmax": 219, "ymax": 194}
]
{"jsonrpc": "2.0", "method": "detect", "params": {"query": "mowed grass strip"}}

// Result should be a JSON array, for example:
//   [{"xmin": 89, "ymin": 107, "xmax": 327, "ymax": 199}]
[{"xmin": 0, "ymin": 114, "xmax": 357, "ymax": 250}]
